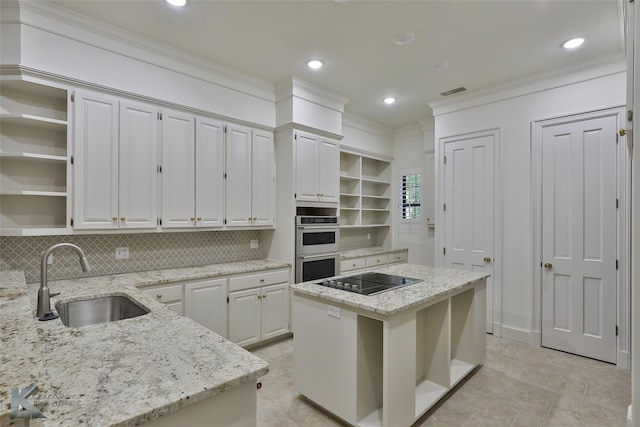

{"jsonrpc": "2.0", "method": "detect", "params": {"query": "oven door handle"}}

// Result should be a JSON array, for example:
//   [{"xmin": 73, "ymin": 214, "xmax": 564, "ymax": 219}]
[
  {"xmin": 297, "ymin": 253, "xmax": 340, "ymax": 260},
  {"xmin": 297, "ymin": 226, "xmax": 340, "ymax": 230}
]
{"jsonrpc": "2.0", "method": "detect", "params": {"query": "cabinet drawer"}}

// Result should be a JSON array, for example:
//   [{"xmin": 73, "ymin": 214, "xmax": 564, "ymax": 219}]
[
  {"xmin": 340, "ymin": 257, "xmax": 366, "ymax": 273},
  {"xmin": 365, "ymin": 254, "xmax": 388, "ymax": 267},
  {"xmin": 388, "ymin": 252, "xmax": 408, "ymax": 264},
  {"xmin": 229, "ymin": 269, "xmax": 290, "ymax": 292},
  {"xmin": 141, "ymin": 284, "xmax": 183, "ymax": 304}
]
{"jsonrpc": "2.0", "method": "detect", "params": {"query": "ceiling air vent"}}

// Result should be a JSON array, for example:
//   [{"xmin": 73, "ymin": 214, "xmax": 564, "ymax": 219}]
[{"xmin": 440, "ymin": 86, "xmax": 467, "ymax": 96}]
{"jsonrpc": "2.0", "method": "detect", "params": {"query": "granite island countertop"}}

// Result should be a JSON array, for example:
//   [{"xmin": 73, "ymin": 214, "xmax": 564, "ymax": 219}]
[
  {"xmin": 0, "ymin": 259, "xmax": 290, "ymax": 426},
  {"xmin": 290, "ymin": 263, "xmax": 489, "ymax": 317}
]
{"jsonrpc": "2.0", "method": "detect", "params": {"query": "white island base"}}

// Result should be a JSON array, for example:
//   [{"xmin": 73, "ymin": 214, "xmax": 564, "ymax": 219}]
[{"xmin": 293, "ymin": 271, "xmax": 486, "ymax": 427}]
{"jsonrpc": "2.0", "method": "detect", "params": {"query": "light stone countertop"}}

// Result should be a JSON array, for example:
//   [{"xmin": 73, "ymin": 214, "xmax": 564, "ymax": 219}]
[
  {"xmin": 289, "ymin": 263, "xmax": 489, "ymax": 317},
  {"xmin": 339, "ymin": 246, "xmax": 408, "ymax": 260},
  {"xmin": 0, "ymin": 259, "xmax": 290, "ymax": 427}
]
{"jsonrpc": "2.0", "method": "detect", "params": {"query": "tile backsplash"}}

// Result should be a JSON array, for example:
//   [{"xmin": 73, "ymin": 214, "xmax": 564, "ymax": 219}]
[
  {"xmin": 0, "ymin": 231, "xmax": 265, "ymax": 283},
  {"xmin": 339, "ymin": 227, "xmax": 382, "ymax": 251}
]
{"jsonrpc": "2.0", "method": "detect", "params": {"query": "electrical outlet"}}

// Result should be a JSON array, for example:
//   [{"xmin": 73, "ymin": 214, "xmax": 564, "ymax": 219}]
[
  {"xmin": 367, "ymin": 233, "xmax": 371, "ymax": 240},
  {"xmin": 115, "ymin": 247, "xmax": 129, "ymax": 259},
  {"xmin": 250, "ymin": 239, "xmax": 259, "ymax": 249},
  {"xmin": 47, "ymin": 254, "xmax": 54, "ymax": 265}
]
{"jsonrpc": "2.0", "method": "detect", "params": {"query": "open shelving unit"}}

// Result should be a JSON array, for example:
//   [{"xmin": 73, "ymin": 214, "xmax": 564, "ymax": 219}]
[
  {"xmin": 0, "ymin": 77, "xmax": 71, "ymax": 235},
  {"xmin": 339, "ymin": 149, "xmax": 391, "ymax": 228}
]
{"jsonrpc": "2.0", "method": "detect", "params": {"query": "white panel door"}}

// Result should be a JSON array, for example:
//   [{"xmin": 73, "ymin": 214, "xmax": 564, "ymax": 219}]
[
  {"xmin": 318, "ymin": 138, "xmax": 340, "ymax": 203},
  {"xmin": 195, "ymin": 117, "xmax": 224, "ymax": 227},
  {"xmin": 295, "ymin": 131, "xmax": 319, "ymax": 202},
  {"xmin": 184, "ymin": 278, "xmax": 228, "ymax": 338},
  {"xmin": 225, "ymin": 124, "xmax": 252, "ymax": 227},
  {"xmin": 251, "ymin": 129, "xmax": 275, "ymax": 226},
  {"xmin": 161, "ymin": 110, "xmax": 195, "ymax": 228},
  {"xmin": 228, "ymin": 288, "xmax": 261, "ymax": 347},
  {"xmin": 443, "ymin": 131, "xmax": 495, "ymax": 333},
  {"xmin": 119, "ymin": 101, "xmax": 159, "ymax": 229},
  {"xmin": 73, "ymin": 90, "xmax": 119, "ymax": 229},
  {"xmin": 261, "ymin": 283, "xmax": 289, "ymax": 340},
  {"xmin": 541, "ymin": 115, "xmax": 617, "ymax": 363}
]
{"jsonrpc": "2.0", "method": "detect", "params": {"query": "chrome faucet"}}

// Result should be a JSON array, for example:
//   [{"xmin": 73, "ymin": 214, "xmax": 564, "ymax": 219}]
[{"xmin": 37, "ymin": 243, "xmax": 91, "ymax": 320}]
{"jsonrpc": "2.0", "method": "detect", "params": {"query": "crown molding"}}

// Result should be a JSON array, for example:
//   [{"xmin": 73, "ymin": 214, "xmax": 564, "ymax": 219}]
[
  {"xmin": 342, "ymin": 111, "xmax": 393, "ymax": 138},
  {"xmin": 393, "ymin": 123, "xmax": 423, "ymax": 140},
  {"xmin": 6, "ymin": 0, "xmax": 276, "ymax": 102},
  {"xmin": 428, "ymin": 54, "xmax": 626, "ymax": 116},
  {"xmin": 276, "ymin": 76, "xmax": 349, "ymax": 113}
]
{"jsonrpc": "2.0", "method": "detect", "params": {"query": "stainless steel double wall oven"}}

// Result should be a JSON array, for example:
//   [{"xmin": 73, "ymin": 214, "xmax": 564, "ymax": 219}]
[{"xmin": 295, "ymin": 207, "xmax": 340, "ymax": 283}]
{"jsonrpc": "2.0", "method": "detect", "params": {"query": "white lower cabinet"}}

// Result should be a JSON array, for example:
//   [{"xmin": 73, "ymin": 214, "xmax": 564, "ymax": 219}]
[
  {"xmin": 228, "ymin": 268, "xmax": 290, "ymax": 347},
  {"xmin": 340, "ymin": 251, "xmax": 408, "ymax": 274},
  {"xmin": 141, "ymin": 283, "xmax": 184, "ymax": 314},
  {"xmin": 184, "ymin": 278, "xmax": 228, "ymax": 337}
]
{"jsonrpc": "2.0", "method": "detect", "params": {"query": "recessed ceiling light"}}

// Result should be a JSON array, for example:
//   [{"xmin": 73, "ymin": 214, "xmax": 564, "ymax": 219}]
[
  {"xmin": 166, "ymin": 0, "xmax": 187, "ymax": 6},
  {"xmin": 393, "ymin": 33, "xmax": 415, "ymax": 46},
  {"xmin": 562, "ymin": 37, "xmax": 585, "ymax": 49},
  {"xmin": 383, "ymin": 97, "xmax": 396, "ymax": 105},
  {"xmin": 307, "ymin": 59, "xmax": 324, "ymax": 70},
  {"xmin": 430, "ymin": 61, "xmax": 450, "ymax": 72}
]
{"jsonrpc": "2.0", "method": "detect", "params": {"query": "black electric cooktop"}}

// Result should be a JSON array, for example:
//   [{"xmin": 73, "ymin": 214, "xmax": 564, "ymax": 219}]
[{"xmin": 315, "ymin": 272, "xmax": 421, "ymax": 296}]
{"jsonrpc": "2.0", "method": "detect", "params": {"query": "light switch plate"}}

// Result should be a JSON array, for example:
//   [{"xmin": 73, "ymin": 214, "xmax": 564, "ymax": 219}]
[
  {"xmin": 328, "ymin": 305, "xmax": 341, "ymax": 319},
  {"xmin": 115, "ymin": 247, "xmax": 129, "ymax": 259}
]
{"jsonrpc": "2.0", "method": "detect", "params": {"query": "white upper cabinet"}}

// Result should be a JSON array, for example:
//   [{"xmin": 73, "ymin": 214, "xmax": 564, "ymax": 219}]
[
  {"xmin": 226, "ymin": 124, "xmax": 275, "ymax": 227},
  {"xmin": 161, "ymin": 110, "xmax": 195, "ymax": 228},
  {"xmin": 195, "ymin": 117, "xmax": 225, "ymax": 227},
  {"xmin": 161, "ymin": 113, "xmax": 225, "ymax": 229},
  {"xmin": 294, "ymin": 130, "xmax": 339, "ymax": 204},
  {"xmin": 119, "ymin": 101, "xmax": 159, "ymax": 229},
  {"xmin": 73, "ymin": 92, "xmax": 158, "ymax": 230}
]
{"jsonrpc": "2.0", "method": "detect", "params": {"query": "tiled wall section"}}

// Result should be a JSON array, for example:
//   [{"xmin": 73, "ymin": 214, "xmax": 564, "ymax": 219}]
[
  {"xmin": 339, "ymin": 227, "xmax": 382, "ymax": 250},
  {"xmin": 0, "ymin": 231, "xmax": 265, "ymax": 284}
]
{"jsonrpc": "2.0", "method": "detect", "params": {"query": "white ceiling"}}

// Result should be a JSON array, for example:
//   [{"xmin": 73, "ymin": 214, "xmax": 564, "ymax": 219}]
[{"xmin": 50, "ymin": 0, "xmax": 624, "ymax": 129}]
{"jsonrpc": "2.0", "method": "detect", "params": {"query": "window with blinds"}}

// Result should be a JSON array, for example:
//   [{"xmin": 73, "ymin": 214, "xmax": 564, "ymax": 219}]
[{"xmin": 401, "ymin": 172, "xmax": 421, "ymax": 220}]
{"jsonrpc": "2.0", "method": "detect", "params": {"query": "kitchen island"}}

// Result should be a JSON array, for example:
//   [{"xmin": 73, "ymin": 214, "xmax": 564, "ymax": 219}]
[
  {"xmin": 0, "ymin": 268, "xmax": 271, "ymax": 427},
  {"xmin": 290, "ymin": 264, "xmax": 489, "ymax": 427}
]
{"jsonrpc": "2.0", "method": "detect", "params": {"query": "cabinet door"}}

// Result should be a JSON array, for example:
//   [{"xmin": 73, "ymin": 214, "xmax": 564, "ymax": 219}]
[
  {"xmin": 161, "ymin": 110, "xmax": 195, "ymax": 228},
  {"xmin": 318, "ymin": 138, "xmax": 339, "ymax": 203},
  {"xmin": 119, "ymin": 101, "xmax": 159, "ymax": 229},
  {"xmin": 225, "ymin": 124, "xmax": 252, "ymax": 227},
  {"xmin": 261, "ymin": 283, "xmax": 290, "ymax": 340},
  {"xmin": 228, "ymin": 288, "xmax": 261, "ymax": 347},
  {"xmin": 184, "ymin": 278, "xmax": 228, "ymax": 338},
  {"xmin": 295, "ymin": 131, "xmax": 319, "ymax": 202},
  {"xmin": 251, "ymin": 130, "xmax": 275, "ymax": 226},
  {"xmin": 195, "ymin": 117, "xmax": 225, "ymax": 227},
  {"xmin": 73, "ymin": 90, "xmax": 119, "ymax": 229}
]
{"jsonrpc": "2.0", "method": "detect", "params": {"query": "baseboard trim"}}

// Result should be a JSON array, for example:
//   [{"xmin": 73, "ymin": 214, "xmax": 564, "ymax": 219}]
[
  {"xmin": 500, "ymin": 325, "xmax": 534, "ymax": 345},
  {"xmin": 627, "ymin": 405, "xmax": 632, "ymax": 427},
  {"xmin": 618, "ymin": 350, "xmax": 631, "ymax": 369}
]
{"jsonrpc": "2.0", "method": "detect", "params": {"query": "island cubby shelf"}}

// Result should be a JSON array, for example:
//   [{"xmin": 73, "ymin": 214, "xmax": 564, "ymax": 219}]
[
  {"xmin": 0, "ymin": 76, "xmax": 71, "ymax": 236},
  {"xmin": 292, "ymin": 268, "xmax": 487, "ymax": 427},
  {"xmin": 339, "ymin": 149, "xmax": 391, "ymax": 228}
]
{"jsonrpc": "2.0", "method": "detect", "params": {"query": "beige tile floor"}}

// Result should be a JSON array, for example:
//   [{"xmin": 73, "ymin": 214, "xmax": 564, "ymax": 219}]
[{"xmin": 252, "ymin": 334, "xmax": 631, "ymax": 427}]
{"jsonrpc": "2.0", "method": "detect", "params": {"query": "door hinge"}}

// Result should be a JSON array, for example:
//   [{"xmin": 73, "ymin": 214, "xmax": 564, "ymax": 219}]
[
  {"xmin": 443, "ymin": 156, "xmax": 447, "ymax": 164},
  {"xmin": 616, "ymin": 198, "xmax": 619, "ymax": 209},
  {"xmin": 224, "ymin": 219, "xmax": 227, "ymax": 225},
  {"xmin": 443, "ymin": 203, "xmax": 446, "ymax": 211},
  {"xmin": 157, "ymin": 112, "xmax": 162, "ymax": 120},
  {"xmin": 628, "ymin": 109, "xmax": 634, "ymax": 121},
  {"xmin": 70, "ymin": 92, "xmax": 75, "ymax": 102},
  {"xmin": 224, "ymin": 125, "xmax": 227, "ymax": 133},
  {"xmin": 616, "ymin": 325, "xmax": 619, "ymax": 336},
  {"xmin": 294, "ymin": 133, "xmax": 297, "ymax": 140},
  {"xmin": 227, "ymin": 296, "xmax": 229, "ymax": 303},
  {"xmin": 157, "ymin": 165, "xmax": 162, "ymax": 173},
  {"xmin": 616, "ymin": 259, "xmax": 619, "ymax": 270},
  {"xmin": 443, "ymin": 247, "xmax": 446, "ymax": 255},
  {"xmin": 159, "ymin": 219, "xmax": 162, "ymax": 226},
  {"xmin": 616, "ymin": 133, "xmax": 619, "ymax": 144},
  {"xmin": 70, "ymin": 218, "xmax": 74, "ymax": 227},
  {"xmin": 70, "ymin": 156, "xmax": 74, "ymax": 165},
  {"xmin": 224, "ymin": 172, "xmax": 227, "ymax": 179}
]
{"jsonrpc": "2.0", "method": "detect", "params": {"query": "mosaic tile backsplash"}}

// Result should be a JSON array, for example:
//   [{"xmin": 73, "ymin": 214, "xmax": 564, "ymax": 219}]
[
  {"xmin": 339, "ymin": 227, "xmax": 383, "ymax": 250},
  {"xmin": 0, "ymin": 231, "xmax": 266, "ymax": 283}
]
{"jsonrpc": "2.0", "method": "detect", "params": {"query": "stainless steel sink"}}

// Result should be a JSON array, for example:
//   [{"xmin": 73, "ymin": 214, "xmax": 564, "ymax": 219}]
[{"xmin": 55, "ymin": 294, "xmax": 150, "ymax": 328}]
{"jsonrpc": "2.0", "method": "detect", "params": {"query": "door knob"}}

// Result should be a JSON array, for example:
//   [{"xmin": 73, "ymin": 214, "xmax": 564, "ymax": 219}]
[
  {"xmin": 483, "ymin": 257, "xmax": 492, "ymax": 263},
  {"xmin": 544, "ymin": 262, "xmax": 553, "ymax": 269}
]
